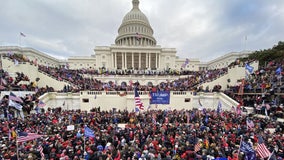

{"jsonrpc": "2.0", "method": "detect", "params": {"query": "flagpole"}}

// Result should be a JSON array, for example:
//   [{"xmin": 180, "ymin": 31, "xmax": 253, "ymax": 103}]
[
  {"xmin": 19, "ymin": 34, "xmax": 21, "ymax": 47},
  {"xmin": 16, "ymin": 140, "xmax": 19, "ymax": 159},
  {"xmin": 237, "ymin": 135, "xmax": 243, "ymax": 159},
  {"xmin": 244, "ymin": 36, "xmax": 247, "ymax": 51},
  {"xmin": 83, "ymin": 124, "xmax": 86, "ymax": 157},
  {"xmin": 84, "ymin": 134, "xmax": 86, "ymax": 157},
  {"xmin": 267, "ymin": 150, "xmax": 274, "ymax": 160},
  {"xmin": 19, "ymin": 33, "xmax": 21, "ymax": 47}
]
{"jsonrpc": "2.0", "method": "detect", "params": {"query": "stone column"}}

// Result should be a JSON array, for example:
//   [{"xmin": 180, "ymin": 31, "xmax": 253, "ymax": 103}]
[
  {"xmin": 125, "ymin": 52, "xmax": 127, "ymax": 69},
  {"xmin": 114, "ymin": 52, "xmax": 117, "ymax": 69},
  {"xmin": 132, "ymin": 52, "xmax": 134, "ymax": 69},
  {"xmin": 146, "ymin": 53, "xmax": 148, "ymax": 69},
  {"xmin": 158, "ymin": 53, "xmax": 161, "ymax": 70},
  {"xmin": 149, "ymin": 53, "xmax": 151, "ymax": 69},
  {"xmin": 111, "ymin": 53, "xmax": 114, "ymax": 68},
  {"xmin": 155, "ymin": 53, "xmax": 158, "ymax": 69},
  {"xmin": 139, "ymin": 52, "xmax": 141, "ymax": 69},
  {"xmin": 121, "ymin": 52, "xmax": 124, "ymax": 69}
]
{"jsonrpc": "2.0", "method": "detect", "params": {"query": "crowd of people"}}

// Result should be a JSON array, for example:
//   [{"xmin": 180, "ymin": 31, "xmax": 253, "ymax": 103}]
[
  {"xmin": 0, "ymin": 53, "xmax": 283, "ymax": 159},
  {"xmin": 224, "ymin": 59, "xmax": 284, "ymax": 119},
  {"xmin": 4, "ymin": 53, "xmax": 228, "ymax": 92},
  {"xmin": 0, "ymin": 69, "xmax": 32, "ymax": 91},
  {"xmin": 0, "ymin": 106, "xmax": 283, "ymax": 160}
]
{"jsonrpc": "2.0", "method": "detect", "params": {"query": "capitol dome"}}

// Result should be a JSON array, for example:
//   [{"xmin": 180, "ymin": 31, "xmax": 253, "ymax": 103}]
[{"xmin": 115, "ymin": 0, "xmax": 157, "ymax": 46}]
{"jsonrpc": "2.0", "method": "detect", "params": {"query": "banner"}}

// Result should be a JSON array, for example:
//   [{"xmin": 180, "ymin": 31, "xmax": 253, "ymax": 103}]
[
  {"xmin": 67, "ymin": 125, "xmax": 75, "ymax": 131},
  {"xmin": 150, "ymin": 91, "xmax": 170, "ymax": 104}
]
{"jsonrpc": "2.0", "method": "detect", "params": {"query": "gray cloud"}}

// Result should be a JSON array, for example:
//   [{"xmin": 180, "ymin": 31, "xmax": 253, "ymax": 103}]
[{"xmin": 0, "ymin": 0, "xmax": 283, "ymax": 61}]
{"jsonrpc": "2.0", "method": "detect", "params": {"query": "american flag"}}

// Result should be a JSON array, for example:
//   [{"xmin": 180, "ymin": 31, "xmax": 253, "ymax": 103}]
[
  {"xmin": 38, "ymin": 145, "xmax": 45, "ymax": 160},
  {"xmin": 38, "ymin": 100, "xmax": 46, "ymax": 108},
  {"xmin": 17, "ymin": 132, "xmax": 43, "ymax": 143},
  {"xmin": 9, "ymin": 92, "xmax": 23, "ymax": 103},
  {"xmin": 134, "ymin": 88, "xmax": 144, "ymax": 110},
  {"xmin": 20, "ymin": 32, "xmax": 26, "ymax": 37},
  {"xmin": 194, "ymin": 141, "xmax": 201, "ymax": 152},
  {"xmin": 256, "ymin": 135, "xmax": 271, "ymax": 159}
]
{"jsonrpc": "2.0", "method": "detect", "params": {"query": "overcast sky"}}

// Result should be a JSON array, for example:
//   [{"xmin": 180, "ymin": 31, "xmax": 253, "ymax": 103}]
[{"xmin": 0, "ymin": 0, "xmax": 283, "ymax": 61}]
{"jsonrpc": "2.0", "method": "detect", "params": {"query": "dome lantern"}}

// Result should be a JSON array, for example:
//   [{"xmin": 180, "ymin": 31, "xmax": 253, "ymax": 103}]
[{"xmin": 132, "ymin": 0, "xmax": 139, "ymax": 10}]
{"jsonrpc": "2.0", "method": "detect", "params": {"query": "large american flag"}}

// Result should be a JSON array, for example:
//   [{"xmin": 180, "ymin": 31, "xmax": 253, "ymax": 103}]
[
  {"xmin": 17, "ymin": 132, "xmax": 43, "ymax": 143},
  {"xmin": 256, "ymin": 135, "xmax": 271, "ymax": 159},
  {"xmin": 134, "ymin": 88, "xmax": 144, "ymax": 110}
]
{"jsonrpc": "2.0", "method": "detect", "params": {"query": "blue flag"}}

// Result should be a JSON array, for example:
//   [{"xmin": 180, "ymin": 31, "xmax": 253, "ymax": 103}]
[
  {"xmin": 240, "ymin": 141, "xmax": 255, "ymax": 153},
  {"xmin": 205, "ymin": 114, "xmax": 209, "ymax": 124},
  {"xmin": 245, "ymin": 63, "xmax": 254, "ymax": 74},
  {"xmin": 240, "ymin": 141, "xmax": 256, "ymax": 160},
  {"xmin": 275, "ymin": 66, "xmax": 282, "ymax": 75},
  {"xmin": 245, "ymin": 152, "xmax": 256, "ymax": 160},
  {"xmin": 84, "ymin": 126, "xmax": 95, "ymax": 138}
]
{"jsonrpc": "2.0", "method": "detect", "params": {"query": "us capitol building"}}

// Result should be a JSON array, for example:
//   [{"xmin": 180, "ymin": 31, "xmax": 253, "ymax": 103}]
[
  {"xmin": 1, "ymin": 0, "xmax": 251, "ymax": 72},
  {"xmin": 0, "ymin": 0, "xmax": 256, "ymax": 111}
]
